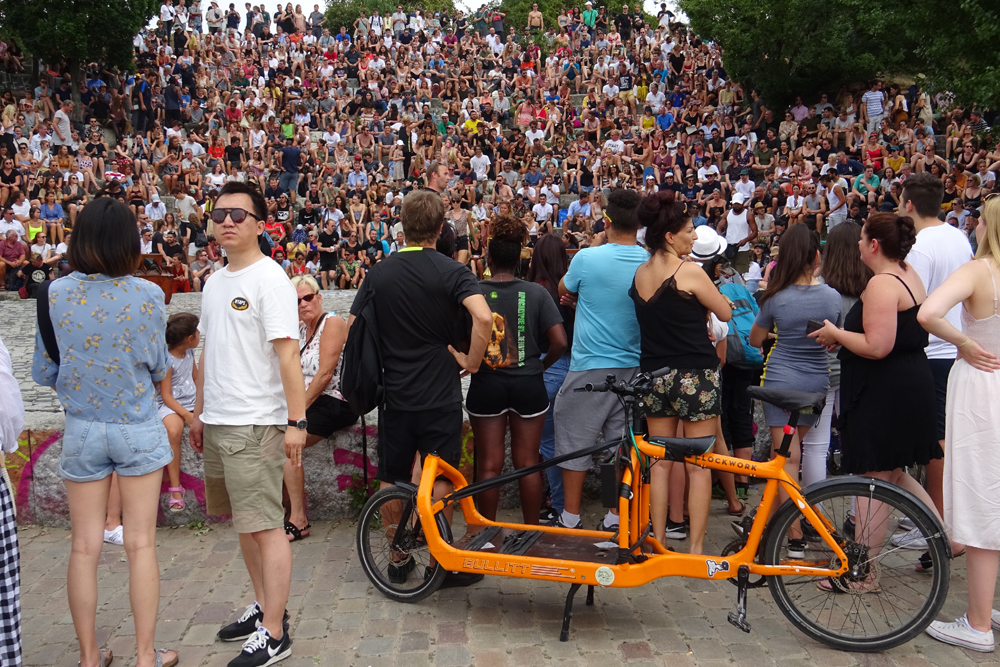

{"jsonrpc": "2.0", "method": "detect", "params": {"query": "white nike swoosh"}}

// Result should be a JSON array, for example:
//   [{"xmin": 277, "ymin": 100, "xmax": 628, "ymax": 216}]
[{"xmin": 267, "ymin": 643, "xmax": 280, "ymax": 657}]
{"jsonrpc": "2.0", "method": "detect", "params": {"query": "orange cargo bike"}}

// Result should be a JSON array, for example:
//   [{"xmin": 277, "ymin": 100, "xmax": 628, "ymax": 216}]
[{"xmin": 357, "ymin": 370, "xmax": 953, "ymax": 652}]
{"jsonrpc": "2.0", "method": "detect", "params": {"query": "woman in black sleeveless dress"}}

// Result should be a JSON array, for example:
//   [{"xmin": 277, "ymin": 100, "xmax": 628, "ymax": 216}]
[
  {"xmin": 810, "ymin": 213, "xmax": 956, "ymax": 579},
  {"xmin": 631, "ymin": 191, "xmax": 732, "ymax": 553}
]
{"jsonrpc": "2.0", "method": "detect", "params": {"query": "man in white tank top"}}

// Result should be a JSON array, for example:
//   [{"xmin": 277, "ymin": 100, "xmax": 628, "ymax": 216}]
[
  {"xmin": 725, "ymin": 193, "xmax": 758, "ymax": 274},
  {"xmin": 820, "ymin": 171, "xmax": 849, "ymax": 229}
]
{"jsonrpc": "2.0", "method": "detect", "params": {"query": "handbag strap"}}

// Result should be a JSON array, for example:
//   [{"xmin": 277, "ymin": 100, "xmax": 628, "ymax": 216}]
[
  {"xmin": 36, "ymin": 280, "xmax": 59, "ymax": 365},
  {"xmin": 299, "ymin": 311, "xmax": 327, "ymax": 355}
]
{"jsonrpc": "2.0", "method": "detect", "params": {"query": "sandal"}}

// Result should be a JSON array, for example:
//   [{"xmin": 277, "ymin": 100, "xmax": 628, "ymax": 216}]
[
  {"xmin": 727, "ymin": 501, "xmax": 747, "ymax": 517},
  {"xmin": 78, "ymin": 647, "xmax": 113, "ymax": 667},
  {"xmin": 155, "ymin": 648, "xmax": 178, "ymax": 667},
  {"xmin": 816, "ymin": 576, "xmax": 880, "ymax": 594},
  {"xmin": 167, "ymin": 487, "xmax": 185, "ymax": 512},
  {"xmin": 917, "ymin": 547, "xmax": 966, "ymax": 571},
  {"xmin": 284, "ymin": 520, "xmax": 311, "ymax": 542}
]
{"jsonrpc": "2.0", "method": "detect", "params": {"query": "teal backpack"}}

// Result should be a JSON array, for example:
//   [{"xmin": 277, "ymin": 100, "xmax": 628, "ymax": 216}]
[{"xmin": 719, "ymin": 282, "xmax": 764, "ymax": 370}]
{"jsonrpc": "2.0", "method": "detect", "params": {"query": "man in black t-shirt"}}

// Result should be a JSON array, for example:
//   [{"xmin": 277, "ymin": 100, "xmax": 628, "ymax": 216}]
[
  {"xmin": 224, "ymin": 136, "xmax": 244, "ymax": 172},
  {"xmin": 317, "ymin": 217, "xmax": 339, "ymax": 289},
  {"xmin": 359, "ymin": 228, "xmax": 383, "ymax": 267},
  {"xmin": 348, "ymin": 190, "xmax": 492, "ymax": 587},
  {"xmin": 615, "ymin": 6, "xmax": 632, "ymax": 40},
  {"xmin": 297, "ymin": 199, "xmax": 321, "ymax": 229}
]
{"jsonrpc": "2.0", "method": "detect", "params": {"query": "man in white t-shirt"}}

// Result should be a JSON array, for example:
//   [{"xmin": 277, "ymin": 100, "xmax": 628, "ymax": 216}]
[
  {"xmin": 469, "ymin": 145, "xmax": 491, "ymax": 182},
  {"xmin": 190, "ymin": 182, "xmax": 305, "ymax": 665},
  {"xmin": 900, "ymin": 173, "xmax": 973, "ymax": 534}
]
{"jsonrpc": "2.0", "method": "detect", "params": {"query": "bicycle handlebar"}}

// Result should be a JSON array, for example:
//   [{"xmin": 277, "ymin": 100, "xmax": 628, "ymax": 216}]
[{"xmin": 572, "ymin": 367, "xmax": 672, "ymax": 397}]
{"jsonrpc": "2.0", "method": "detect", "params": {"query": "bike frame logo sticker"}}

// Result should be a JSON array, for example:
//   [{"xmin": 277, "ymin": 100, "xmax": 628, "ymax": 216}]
[
  {"xmin": 706, "ymin": 559, "xmax": 730, "ymax": 578},
  {"xmin": 595, "ymin": 566, "xmax": 615, "ymax": 586}
]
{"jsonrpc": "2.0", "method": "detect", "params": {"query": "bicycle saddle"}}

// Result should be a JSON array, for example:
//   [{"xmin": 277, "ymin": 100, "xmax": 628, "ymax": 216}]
[
  {"xmin": 646, "ymin": 435, "xmax": 715, "ymax": 462},
  {"xmin": 747, "ymin": 387, "xmax": 826, "ymax": 413}
]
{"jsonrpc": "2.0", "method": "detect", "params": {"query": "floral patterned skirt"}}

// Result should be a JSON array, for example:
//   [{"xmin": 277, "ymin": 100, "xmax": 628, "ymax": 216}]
[{"xmin": 641, "ymin": 367, "xmax": 722, "ymax": 422}]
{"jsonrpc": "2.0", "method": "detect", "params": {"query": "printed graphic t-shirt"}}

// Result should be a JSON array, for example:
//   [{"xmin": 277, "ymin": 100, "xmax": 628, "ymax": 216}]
[{"xmin": 478, "ymin": 279, "xmax": 562, "ymax": 375}]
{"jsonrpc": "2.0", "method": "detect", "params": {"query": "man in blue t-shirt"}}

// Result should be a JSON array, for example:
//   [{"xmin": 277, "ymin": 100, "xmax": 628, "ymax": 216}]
[
  {"xmin": 553, "ymin": 189, "xmax": 646, "ymax": 532},
  {"xmin": 277, "ymin": 137, "xmax": 301, "ymax": 203}
]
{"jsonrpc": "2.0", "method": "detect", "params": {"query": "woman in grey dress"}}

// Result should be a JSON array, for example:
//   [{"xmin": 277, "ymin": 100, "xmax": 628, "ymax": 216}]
[{"xmin": 749, "ymin": 224, "xmax": 842, "ymax": 558}]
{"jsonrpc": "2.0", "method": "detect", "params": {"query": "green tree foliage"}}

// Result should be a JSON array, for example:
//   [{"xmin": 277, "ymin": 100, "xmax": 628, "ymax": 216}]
[
  {"xmin": 324, "ymin": 0, "xmax": 457, "ymax": 35},
  {"xmin": 679, "ymin": 0, "xmax": 1000, "ymax": 111},
  {"xmin": 0, "ymin": 0, "xmax": 159, "ymax": 114}
]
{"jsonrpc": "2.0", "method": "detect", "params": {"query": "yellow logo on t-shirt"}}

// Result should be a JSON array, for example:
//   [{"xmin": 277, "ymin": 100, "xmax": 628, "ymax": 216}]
[{"xmin": 231, "ymin": 297, "xmax": 249, "ymax": 310}]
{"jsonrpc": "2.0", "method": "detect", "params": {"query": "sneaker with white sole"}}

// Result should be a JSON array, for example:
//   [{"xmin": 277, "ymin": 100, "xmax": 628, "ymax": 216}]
[
  {"xmin": 787, "ymin": 539, "xmax": 807, "ymax": 559},
  {"xmin": 664, "ymin": 520, "xmax": 687, "ymax": 540},
  {"xmin": 228, "ymin": 627, "xmax": 292, "ymax": 667},
  {"xmin": 596, "ymin": 516, "xmax": 620, "ymax": 533},
  {"xmin": 890, "ymin": 527, "xmax": 927, "ymax": 550},
  {"xmin": 896, "ymin": 516, "xmax": 915, "ymax": 531},
  {"xmin": 925, "ymin": 616, "xmax": 995, "ymax": 652},
  {"xmin": 103, "ymin": 525, "xmax": 124, "ymax": 545},
  {"xmin": 993, "ymin": 608, "xmax": 1000, "ymax": 631}
]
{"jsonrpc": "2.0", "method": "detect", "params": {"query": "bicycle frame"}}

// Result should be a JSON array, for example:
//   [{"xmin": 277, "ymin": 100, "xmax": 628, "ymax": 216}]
[{"xmin": 415, "ymin": 419, "xmax": 851, "ymax": 588}]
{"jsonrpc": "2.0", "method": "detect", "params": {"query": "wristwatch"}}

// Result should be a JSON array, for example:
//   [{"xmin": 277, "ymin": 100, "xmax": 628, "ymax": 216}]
[{"xmin": 288, "ymin": 418, "xmax": 308, "ymax": 431}]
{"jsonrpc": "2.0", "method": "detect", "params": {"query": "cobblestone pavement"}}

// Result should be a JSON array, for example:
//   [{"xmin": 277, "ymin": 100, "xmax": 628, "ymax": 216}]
[
  {"xmin": 1, "ymin": 290, "xmax": 357, "ymax": 419},
  {"xmin": 18, "ymin": 499, "xmax": 1000, "ymax": 667}
]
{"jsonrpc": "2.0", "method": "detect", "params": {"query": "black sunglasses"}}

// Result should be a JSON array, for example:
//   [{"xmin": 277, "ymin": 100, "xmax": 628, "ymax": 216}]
[
  {"xmin": 210, "ymin": 207, "xmax": 258, "ymax": 223},
  {"xmin": 297, "ymin": 293, "xmax": 317, "ymax": 305}
]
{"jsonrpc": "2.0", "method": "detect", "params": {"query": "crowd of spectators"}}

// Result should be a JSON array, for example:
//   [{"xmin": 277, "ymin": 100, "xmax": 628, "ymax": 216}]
[{"xmin": 0, "ymin": 0, "xmax": 994, "ymax": 297}]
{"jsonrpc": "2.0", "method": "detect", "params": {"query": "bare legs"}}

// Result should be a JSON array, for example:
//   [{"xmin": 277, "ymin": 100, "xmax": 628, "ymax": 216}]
[
  {"xmin": 471, "ymin": 412, "xmax": 546, "ymax": 525},
  {"xmin": 648, "ymin": 416, "xmax": 718, "ymax": 554},
  {"xmin": 965, "ymin": 547, "xmax": 999, "ymax": 633},
  {"xmin": 67, "ymin": 470, "xmax": 173, "ymax": 667},
  {"xmin": 282, "ymin": 433, "xmax": 323, "ymax": 539},
  {"xmin": 162, "ymin": 414, "xmax": 184, "ymax": 505},
  {"xmin": 238, "ymin": 529, "xmax": 292, "ymax": 640}
]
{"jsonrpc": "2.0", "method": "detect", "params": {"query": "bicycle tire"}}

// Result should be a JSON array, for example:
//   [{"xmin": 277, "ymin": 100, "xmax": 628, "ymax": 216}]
[
  {"xmin": 763, "ymin": 477, "xmax": 949, "ymax": 652},
  {"xmin": 356, "ymin": 485, "xmax": 451, "ymax": 603}
]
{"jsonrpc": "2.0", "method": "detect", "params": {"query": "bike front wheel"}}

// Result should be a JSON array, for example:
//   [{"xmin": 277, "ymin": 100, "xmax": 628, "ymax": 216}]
[
  {"xmin": 356, "ymin": 485, "xmax": 451, "ymax": 603},
  {"xmin": 763, "ymin": 477, "xmax": 950, "ymax": 652}
]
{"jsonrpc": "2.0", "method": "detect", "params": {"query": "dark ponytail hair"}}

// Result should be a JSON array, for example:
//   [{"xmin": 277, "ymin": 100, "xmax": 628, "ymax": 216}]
[
  {"xmin": 759, "ymin": 224, "xmax": 821, "ymax": 304},
  {"xmin": 487, "ymin": 215, "xmax": 528, "ymax": 273},
  {"xmin": 165, "ymin": 312, "xmax": 200, "ymax": 348},
  {"xmin": 864, "ymin": 212, "xmax": 917, "ymax": 269},
  {"xmin": 640, "ymin": 190, "xmax": 689, "ymax": 254}
]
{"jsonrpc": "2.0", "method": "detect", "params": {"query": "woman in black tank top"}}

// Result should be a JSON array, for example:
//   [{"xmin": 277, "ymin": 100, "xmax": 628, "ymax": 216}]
[{"xmin": 631, "ymin": 191, "xmax": 733, "ymax": 554}]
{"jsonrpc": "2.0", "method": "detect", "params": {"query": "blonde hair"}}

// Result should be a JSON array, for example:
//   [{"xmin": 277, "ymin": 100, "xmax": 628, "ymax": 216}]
[
  {"xmin": 290, "ymin": 275, "xmax": 320, "ymax": 293},
  {"xmin": 977, "ymin": 196, "xmax": 1000, "ymax": 269}
]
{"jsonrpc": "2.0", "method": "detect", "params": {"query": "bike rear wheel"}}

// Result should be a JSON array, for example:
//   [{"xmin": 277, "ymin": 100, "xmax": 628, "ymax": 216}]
[
  {"xmin": 356, "ymin": 485, "xmax": 451, "ymax": 603},
  {"xmin": 763, "ymin": 477, "xmax": 950, "ymax": 652}
]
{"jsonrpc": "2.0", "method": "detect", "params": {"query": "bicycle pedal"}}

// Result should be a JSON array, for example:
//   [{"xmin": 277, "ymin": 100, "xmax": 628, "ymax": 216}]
[{"xmin": 727, "ymin": 611, "xmax": 751, "ymax": 633}]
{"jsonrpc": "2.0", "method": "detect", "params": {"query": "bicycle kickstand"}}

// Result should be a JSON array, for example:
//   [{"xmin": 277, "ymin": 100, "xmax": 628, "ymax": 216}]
[
  {"xmin": 560, "ymin": 584, "xmax": 583, "ymax": 642},
  {"xmin": 727, "ymin": 565, "xmax": 752, "ymax": 633}
]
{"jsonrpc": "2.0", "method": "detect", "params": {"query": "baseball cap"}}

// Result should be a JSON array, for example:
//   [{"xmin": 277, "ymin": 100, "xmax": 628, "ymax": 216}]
[
  {"xmin": 740, "ymin": 169, "xmax": 749, "ymax": 175},
  {"xmin": 732, "ymin": 193, "xmax": 746, "ymax": 205}
]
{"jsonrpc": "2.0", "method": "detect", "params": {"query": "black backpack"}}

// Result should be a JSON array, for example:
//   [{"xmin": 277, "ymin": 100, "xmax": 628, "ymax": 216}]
[{"xmin": 340, "ymin": 285, "xmax": 384, "ymax": 415}]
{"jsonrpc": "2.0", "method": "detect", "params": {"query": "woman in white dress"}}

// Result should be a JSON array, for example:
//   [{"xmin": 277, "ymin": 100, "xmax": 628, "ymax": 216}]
[{"xmin": 918, "ymin": 195, "xmax": 1000, "ymax": 652}]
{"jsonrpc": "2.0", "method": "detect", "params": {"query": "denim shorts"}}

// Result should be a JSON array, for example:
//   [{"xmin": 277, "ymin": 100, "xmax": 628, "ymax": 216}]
[{"xmin": 60, "ymin": 415, "xmax": 173, "ymax": 483}]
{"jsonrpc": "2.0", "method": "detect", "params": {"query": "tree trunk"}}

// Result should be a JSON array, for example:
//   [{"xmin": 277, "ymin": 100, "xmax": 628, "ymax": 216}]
[
  {"xmin": 69, "ymin": 57, "xmax": 84, "ymax": 123},
  {"xmin": 30, "ymin": 57, "xmax": 39, "ymax": 83}
]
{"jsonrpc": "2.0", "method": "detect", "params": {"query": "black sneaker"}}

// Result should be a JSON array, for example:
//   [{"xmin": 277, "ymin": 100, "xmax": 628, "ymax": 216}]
[
  {"xmin": 218, "ymin": 603, "xmax": 290, "ymax": 643},
  {"xmin": 802, "ymin": 521, "xmax": 821, "ymax": 542},
  {"xmin": 664, "ymin": 520, "xmax": 687, "ymax": 540},
  {"xmin": 424, "ymin": 567, "xmax": 484, "ymax": 589},
  {"xmin": 596, "ymin": 516, "xmax": 620, "ymax": 533},
  {"xmin": 546, "ymin": 515, "xmax": 582, "ymax": 529},
  {"xmin": 787, "ymin": 539, "xmax": 807, "ymax": 559},
  {"xmin": 388, "ymin": 554, "xmax": 416, "ymax": 584},
  {"xmin": 227, "ymin": 627, "xmax": 291, "ymax": 667},
  {"xmin": 842, "ymin": 517, "xmax": 856, "ymax": 541}
]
